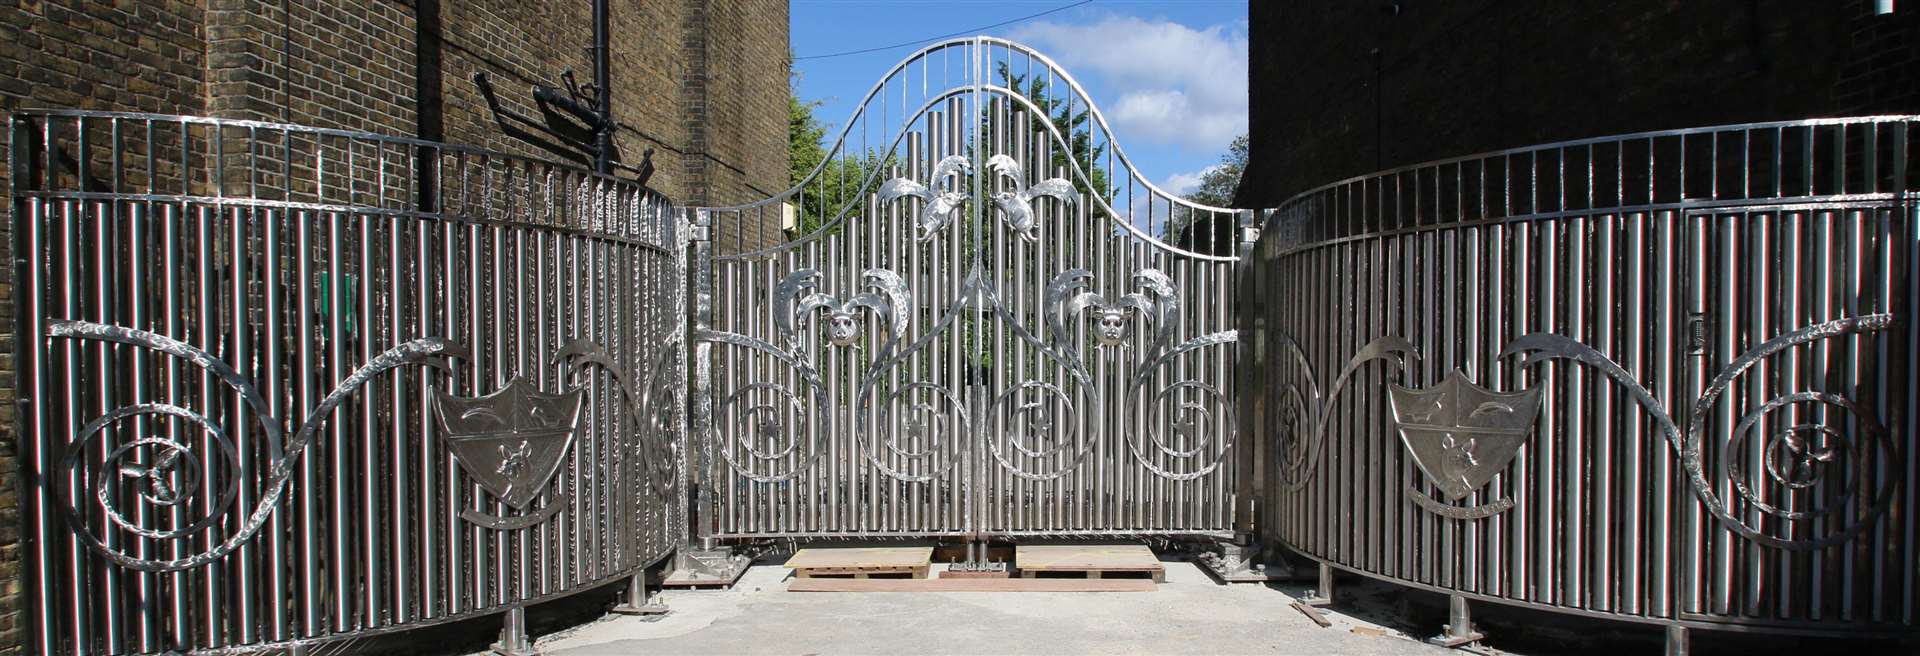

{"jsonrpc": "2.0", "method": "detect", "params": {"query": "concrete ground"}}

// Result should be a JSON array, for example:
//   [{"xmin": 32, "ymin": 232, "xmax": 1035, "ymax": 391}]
[{"xmin": 518, "ymin": 561, "xmax": 1455, "ymax": 656}]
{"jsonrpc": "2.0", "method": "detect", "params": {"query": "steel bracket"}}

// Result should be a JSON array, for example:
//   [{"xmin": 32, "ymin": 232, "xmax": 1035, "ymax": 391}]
[
  {"xmin": 662, "ymin": 547, "xmax": 751, "ymax": 588},
  {"xmin": 1197, "ymin": 538, "xmax": 1296, "ymax": 584},
  {"xmin": 1427, "ymin": 595, "xmax": 1486, "ymax": 649}
]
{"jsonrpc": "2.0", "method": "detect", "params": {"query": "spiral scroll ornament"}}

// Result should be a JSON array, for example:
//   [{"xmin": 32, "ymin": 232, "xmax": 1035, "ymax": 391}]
[
  {"xmin": 866, "ymin": 381, "xmax": 969, "ymax": 482},
  {"xmin": 49, "ymin": 320, "xmax": 460, "ymax": 571},
  {"xmin": 1504, "ymin": 314, "xmax": 1901, "ymax": 550},
  {"xmin": 985, "ymin": 380, "xmax": 1091, "ymax": 481}
]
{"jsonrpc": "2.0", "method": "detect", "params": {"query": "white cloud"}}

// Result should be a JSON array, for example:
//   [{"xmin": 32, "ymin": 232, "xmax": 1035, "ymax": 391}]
[
  {"xmin": 1009, "ymin": 15, "xmax": 1248, "ymax": 152},
  {"xmin": 1162, "ymin": 165, "xmax": 1222, "ymax": 196}
]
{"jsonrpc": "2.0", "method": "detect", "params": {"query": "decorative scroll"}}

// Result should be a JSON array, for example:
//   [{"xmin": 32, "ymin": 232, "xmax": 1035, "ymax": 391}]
[
  {"xmin": 877, "ymin": 154, "xmax": 1076, "ymax": 242},
  {"xmin": 705, "ymin": 268, "xmax": 911, "ymax": 482},
  {"xmin": 878, "ymin": 156, "xmax": 974, "ymax": 241},
  {"xmin": 1281, "ymin": 315, "xmax": 1903, "ymax": 549},
  {"xmin": 49, "ymin": 320, "xmax": 460, "ymax": 572},
  {"xmin": 853, "ymin": 273, "xmax": 974, "ymax": 482},
  {"xmin": 1504, "ymin": 314, "xmax": 1902, "ymax": 550},
  {"xmin": 1272, "ymin": 335, "xmax": 1418, "ymax": 491}
]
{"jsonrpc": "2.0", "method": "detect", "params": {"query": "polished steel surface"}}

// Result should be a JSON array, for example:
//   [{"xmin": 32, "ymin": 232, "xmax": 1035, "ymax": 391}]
[
  {"xmin": 688, "ymin": 37, "xmax": 1251, "ymax": 539},
  {"xmin": 1248, "ymin": 116, "xmax": 1918, "ymax": 634},
  {"xmin": 9, "ymin": 110, "xmax": 685, "ymax": 654}
]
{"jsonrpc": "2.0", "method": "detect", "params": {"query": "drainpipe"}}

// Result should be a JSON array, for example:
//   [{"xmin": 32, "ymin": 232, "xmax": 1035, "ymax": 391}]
[{"xmin": 592, "ymin": 0, "xmax": 613, "ymax": 175}]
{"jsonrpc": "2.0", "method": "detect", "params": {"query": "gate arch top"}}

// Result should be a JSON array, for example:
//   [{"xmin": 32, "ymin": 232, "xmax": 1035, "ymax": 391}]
[{"xmin": 700, "ymin": 36, "xmax": 1246, "ymax": 262}]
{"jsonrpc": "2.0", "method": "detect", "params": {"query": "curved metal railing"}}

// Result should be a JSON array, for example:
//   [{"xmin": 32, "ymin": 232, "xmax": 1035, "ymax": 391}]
[
  {"xmin": 1249, "ymin": 116, "xmax": 1917, "ymax": 636},
  {"xmin": 703, "ymin": 36, "xmax": 1245, "ymax": 261},
  {"xmin": 9, "ymin": 110, "xmax": 685, "ymax": 654}
]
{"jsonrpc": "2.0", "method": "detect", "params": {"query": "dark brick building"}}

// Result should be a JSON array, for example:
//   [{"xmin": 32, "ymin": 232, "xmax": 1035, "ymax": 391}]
[
  {"xmin": 0, "ymin": 2, "xmax": 789, "ymax": 652},
  {"xmin": 1235, "ymin": 0, "xmax": 1920, "ymax": 206}
]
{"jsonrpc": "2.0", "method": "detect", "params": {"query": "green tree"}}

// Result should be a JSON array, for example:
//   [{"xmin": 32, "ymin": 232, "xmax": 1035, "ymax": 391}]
[
  {"xmin": 1184, "ymin": 134, "xmax": 1247, "ymax": 207},
  {"xmin": 789, "ymin": 92, "xmax": 889, "ymax": 236},
  {"xmin": 993, "ymin": 63, "xmax": 1113, "ymax": 210},
  {"xmin": 1164, "ymin": 134, "xmax": 1247, "ymax": 254}
]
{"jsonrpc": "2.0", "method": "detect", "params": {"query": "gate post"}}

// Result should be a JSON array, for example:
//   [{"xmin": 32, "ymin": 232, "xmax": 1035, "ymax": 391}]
[
  {"xmin": 664, "ymin": 207, "xmax": 749, "ymax": 588},
  {"xmin": 1198, "ymin": 209, "xmax": 1283, "ymax": 583}
]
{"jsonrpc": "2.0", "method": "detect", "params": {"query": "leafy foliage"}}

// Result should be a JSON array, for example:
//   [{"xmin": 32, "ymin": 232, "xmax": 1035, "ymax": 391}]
[
  {"xmin": 789, "ymin": 94, "xmax": 890, "ymax": 236},
  {"xmin": 1184, "ymin": 134, "xmax": 1246, "ymax": 208},
  {"xmin": 993, "ymin": 63, "xmax": 1113, "ymax": 210},
  {"xmin": 1164, "ymin": 134, "xmax": 1247, "ymax": 254}
]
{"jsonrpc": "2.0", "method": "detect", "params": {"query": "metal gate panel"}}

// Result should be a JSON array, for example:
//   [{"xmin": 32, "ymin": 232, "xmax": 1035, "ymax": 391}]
[
  {"xmin": 690, "ymin": 37, "xmax": 1248, "ymax": 540},
  {"xmin": 10, "ymin": 111, "xmax": 685, "ymax": 654},
  {"xmin": 1253, "ymin": 118, "xmax": 1917, "ymax": 635}
]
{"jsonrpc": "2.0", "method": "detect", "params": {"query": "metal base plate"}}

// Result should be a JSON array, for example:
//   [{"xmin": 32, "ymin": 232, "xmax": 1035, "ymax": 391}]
[
  {"xmin": 662, "ymin": 549, "xmax": 751, "ymax": 589},
  {"xmin": 1427, "ymin": 630, "xmax": 1485, "ymax": 649},
  {"xmin": 611, "ymin": 601, "xmax": 671, "ymax": 616},
  {"xmin": 490, "ymin": 639, "xmax": 537, "ymax": 656},
  {"xmin": 1197, "ymin": 543, "xmax": 1303, "ymax": 584}
]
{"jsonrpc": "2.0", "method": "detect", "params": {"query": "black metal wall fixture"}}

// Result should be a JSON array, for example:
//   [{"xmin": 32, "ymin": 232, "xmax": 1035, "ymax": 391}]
[
  {"xmin": 1249, "ymin": 116, "xmax": 1919, "ymax": 654},
  {"xmin": 470, "ymin": 0, "xmax": 655, "ymax": 188}
]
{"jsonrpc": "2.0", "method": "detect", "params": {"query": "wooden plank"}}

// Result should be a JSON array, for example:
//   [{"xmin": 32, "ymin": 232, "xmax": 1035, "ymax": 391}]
[
  {"xmin": 785, "ymin": 546, "xmax": 933, "ymax": 570},
  {"xmin": 1015, "ymin": 544, "xmax": 1162, "ymax": 572},
  {"xmin": 1019, "ymin": 568, "xmax": 1164, "ymax": 583},
  {"xmin": 787, "ymin": 577, "xmax": 1156, "ymax": 593},
  {"xmin": 792, "ymin": 564, "xmax": 929, "ymax": 579}
]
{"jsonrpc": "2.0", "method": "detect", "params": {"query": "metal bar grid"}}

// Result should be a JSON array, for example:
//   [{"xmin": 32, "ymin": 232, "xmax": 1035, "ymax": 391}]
[
  {"xmin": 687, "ymin": 37, "xmax": 1248, "ymax": 540},
  {"xmin": 8, "ymin": 110, "xmax": 685, "ymax": 655},
  {"xmin": 1252, "ymin": 117, "xmax": 1919, "ymax": 634}
]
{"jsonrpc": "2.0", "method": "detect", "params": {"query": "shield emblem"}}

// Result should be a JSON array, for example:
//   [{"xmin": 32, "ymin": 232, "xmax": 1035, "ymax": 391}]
[
  {"xmin": 435, "ymin": 376, "xmax": 583, "ymax": 509},
  {"xmin": 1389, "ymin": 369, "xmax": 1542, "ymax": 501}
]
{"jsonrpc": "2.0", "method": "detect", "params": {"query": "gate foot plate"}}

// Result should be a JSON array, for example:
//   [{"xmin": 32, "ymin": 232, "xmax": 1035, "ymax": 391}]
[
  {"xmin": 662, "ymin": 549, "xmax": 751, "ymax": 589},
  {"xmin": 1197, "ymin": 541, "xmax": 1300, "ymax": 584}
]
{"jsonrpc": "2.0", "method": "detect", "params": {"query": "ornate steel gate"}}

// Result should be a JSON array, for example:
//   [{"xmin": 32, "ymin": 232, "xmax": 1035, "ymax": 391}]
[
  {"xmin": 1251, "ymin": 117, "xmax": 1918, "ymax": 644},
  {"xmin": 687, "ymin": 37, "xmax": 1252, "ymax": 539},
  {"xmin": 10, "ymin": 111, "xmax": 686, "ymax": 654}
]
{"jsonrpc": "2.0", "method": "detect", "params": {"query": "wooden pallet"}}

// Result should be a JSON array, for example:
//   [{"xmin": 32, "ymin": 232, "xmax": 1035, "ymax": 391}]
[
  {"xmin": 938, "ymin": 568, "xmax": 1011, "ymax": 579},
  {"xmin": 788, "ymin": 577, "xmax": 1155, "ymax": 592},
  {"xmin": 1015, "ymin": 543, "xmax": 1165, "ymax": 582},
  {"xmin": 785, "ymin": 546, "xmax": 932, "ymax": 579}
]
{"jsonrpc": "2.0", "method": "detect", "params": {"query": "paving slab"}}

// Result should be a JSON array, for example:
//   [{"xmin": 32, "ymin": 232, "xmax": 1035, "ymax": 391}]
[{"xmin": 521, "ymin": 561, "xmax": 1453, "ymax": 655}]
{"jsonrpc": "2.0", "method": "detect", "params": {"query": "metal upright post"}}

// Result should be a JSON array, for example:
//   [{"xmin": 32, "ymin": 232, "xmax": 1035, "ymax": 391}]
[
  {"xmin": 491, "ymin": 606, "xmax": 535, "ymax": 656},
  {"xmin": 612, "ymin": 568, "xmax": 668, "ymax": 616},
  {"xmin": 664, "ymin": 207, "xmax": 749, "ymax": 588},
  {"xmin": 1290, "ymin": 561, "xmax": 1335, "ymax": 627},
  {"xmin": 1199, "ymin": 209, "xmax": 1282, "ymax": 584},
  {"xmin": 1427, "ymin": 594, "xmax": 1486, "ymax": 648},
  {"xmin": 1664, "ymin": 625, "xmax": 1690, "ymax": 656}
]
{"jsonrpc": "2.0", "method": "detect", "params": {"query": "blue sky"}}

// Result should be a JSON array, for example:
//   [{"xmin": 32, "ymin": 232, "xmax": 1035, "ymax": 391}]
[{"xmin": 791, "ymin": 0, "xmax": 1249, "ymax": 196}]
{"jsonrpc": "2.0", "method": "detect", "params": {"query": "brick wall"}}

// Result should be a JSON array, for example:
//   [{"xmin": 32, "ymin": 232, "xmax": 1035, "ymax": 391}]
[
  {"xmin": 0, "ymin": 3, "xmax": 209, "ymax": 652},
  {"xmin": 1237, "ymin": 0, "xmax": 1920, "ymax": 206},
  {"xmin": 0, "ymin": 2, "xmax": 788, "ymax": 653}
]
